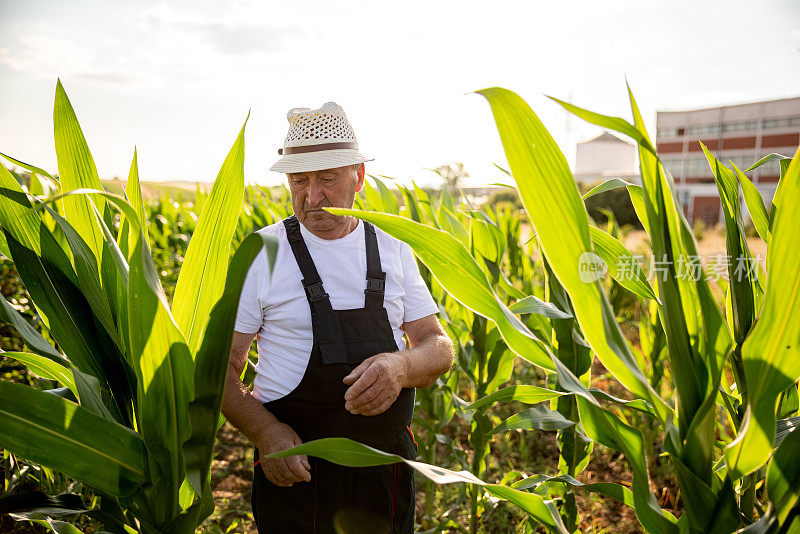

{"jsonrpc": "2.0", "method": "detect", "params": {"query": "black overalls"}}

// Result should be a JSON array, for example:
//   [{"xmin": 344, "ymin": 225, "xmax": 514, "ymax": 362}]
[{"xmin": 252, "ymin": 215, "xmax": 418, "ymax": 534}]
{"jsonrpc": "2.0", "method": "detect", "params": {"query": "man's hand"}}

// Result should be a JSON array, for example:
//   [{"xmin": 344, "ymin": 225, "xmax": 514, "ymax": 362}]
[
  {"xmin": 343, "ymin": 352, "xmax": 408, "ymax": 416},
  {"xmin": 256, "ymin": 422, "xmax": 311, "ymax": 487}
]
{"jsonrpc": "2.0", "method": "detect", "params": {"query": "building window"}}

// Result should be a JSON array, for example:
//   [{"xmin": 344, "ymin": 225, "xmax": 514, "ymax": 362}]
[
  {"xmin": 662, "ymin": 158, "xmax": 683, "ymax": 177},
  {"xmin": 718, "ymin": 153, "xmax": 757, "ymax": 172},
  {"xmin": 686, "ymin": 124, "xmax": 721, "ymax": 137},
  {"xmin": 722, "ymin": 120, "xmax": 758, "ymax": 133},
  {"xmin": 657, "ymin": 128, "xmax": 683, "ymax": 139},
  {"xmin": 763, "ymin": 116, "xmax": 800, "ymax": 129},
  {"xmin": 685, "ymin": 157, "xmax": 713, "ymax": 176}
]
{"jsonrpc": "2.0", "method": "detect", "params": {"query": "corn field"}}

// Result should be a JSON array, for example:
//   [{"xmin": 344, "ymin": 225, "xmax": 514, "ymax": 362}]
[{"xmin": 0, "ymin": 81, "xmax": 798, "ymax": 533}]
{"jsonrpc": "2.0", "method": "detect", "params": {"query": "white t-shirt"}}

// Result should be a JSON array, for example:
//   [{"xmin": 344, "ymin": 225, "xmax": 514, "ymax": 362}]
[{"xmin": 234, "ymin": 219, "xmax": 439, "ymax": 402}]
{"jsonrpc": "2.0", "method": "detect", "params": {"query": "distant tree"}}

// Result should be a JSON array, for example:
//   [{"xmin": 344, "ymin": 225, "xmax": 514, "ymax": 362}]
[
  {"xmin": 486, "ymin": 188, "xmax": 522, "ymax": 210},
  {"xmin": 433, "ymin": 162, "xmax": 469, "ymax": 194}
]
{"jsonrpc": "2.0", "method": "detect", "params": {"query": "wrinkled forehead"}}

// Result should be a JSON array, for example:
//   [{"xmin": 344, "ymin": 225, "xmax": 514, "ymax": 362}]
[{"xmin": 286, "ymin": 164, "xmax": 357, "ymax": 178}]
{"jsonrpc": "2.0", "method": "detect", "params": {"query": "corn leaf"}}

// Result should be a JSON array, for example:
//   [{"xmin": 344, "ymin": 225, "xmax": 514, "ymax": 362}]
[
  {"xmin": 733, "ymin": 163, "xmax": 771, "ymax": 245},
  {"xmin": 581, "ymin": 178, "xmax": 636, "ymax": 200},
  {"xmin": 327, "ymin": 208, "xmax": 556, "ymax": 370},
  {"xmin": 127, "ymin": 234, "xmax": 193, "ymax": 523},
  {"xmin": 0, "ymin": 295, "xmax": 65, "ymax": 364},
  {"xmin": 53, "ymin": 80, "xmax": 106, "ymax": 263},
  {"xmin": 467, "ymin": 385, "xmax": 564, "ymax": 411},
  {"xmin": 372, "ymin": 175, "xmax": 399, "ymax": 215},
  {"xmin": 476, "ymin": 87, "xmax": 670, "ymax": 424},
  {"xmin": 702, "ymin": 145, "xmax": 759, "ymax": 347},
  {"xmin": 327, "ymin": 207, "xmax": 674, "ymax": 533},
  {"xmin": 588, "ymin": 225, "xmax": 659, "ymax": 302},
  {"xmin": 547, "ymin": 95, "xmax": 655, "ymax": 154},
  {"xmin": 508, "ymin": 295, "xmax": 572, "ymax": 319},
  {"xmin": 767, "ymin": 422, "xmax": 800, "ymax": 525},
  {"xmin": 727, "ymin": 148, "xmax": 800, "ymax": 479},
  {"xmin": 183, "ymin": 231, "xmax": 277, "ymax": 495},
  {"xmin": 3, "ymin": 351, "xmax": 77, "ymax": 396},
  {"xmin": 0, "ymin": 163, "xmax": 55, "ymax": 258},
  {"xmin": 4, "ymin": 232, "xmax": 124, "ymax": 390},
  {"xmin": 172, "ymin": 114, "xmax": 247, "ymax": 357},
  {"xmin": 41, "ymin": 205, "xmax": 120, "ymax": 349},
  {"xmin": 125, "ymin": 148, "xmax": 147, "ymax": 246},
  {"xmin": 270, "ymin": 437, "xmax": 569, "ymax": 533},
  {"xmin": 0, "ymin": 151, "xmax": 57, "ymax": 182},
  {"xmin": 0, "ymin": 381, "xmax": 146, "ymax": 496},
  {"xmin": 745, "ymin": 153, "xmax": 790, "ymax": 173},
  {"xmin": 490, "ymin": 405, "xmax": 575, "ymax": 435}
]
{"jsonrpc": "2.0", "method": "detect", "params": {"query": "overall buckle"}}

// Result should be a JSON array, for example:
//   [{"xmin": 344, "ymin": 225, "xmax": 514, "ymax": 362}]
[
  {"xmin": 365, "ymin": 277, "xmax": 385, "ymax": 293},
  {"xmin": 304, "ymin": 281, "xmax": 329, "ymax": 302}
]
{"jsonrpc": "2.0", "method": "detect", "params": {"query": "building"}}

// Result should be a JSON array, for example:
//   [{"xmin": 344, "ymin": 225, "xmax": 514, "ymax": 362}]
[
  {"xmin": 574, "ymin": 131, "xmax": 639, "ymax": 185},
  {"xmin": 656, "ymin": 96, "xmax": 800, "ymax": 226}
]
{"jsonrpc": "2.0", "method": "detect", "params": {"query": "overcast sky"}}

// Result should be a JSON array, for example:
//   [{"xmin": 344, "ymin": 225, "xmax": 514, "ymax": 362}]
[{"xmin": 1, "ymin": 0, "xmax": 799, "ymax": 188}]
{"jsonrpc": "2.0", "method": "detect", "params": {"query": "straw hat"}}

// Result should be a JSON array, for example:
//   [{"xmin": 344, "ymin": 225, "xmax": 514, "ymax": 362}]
[{"xmin": 269, "ymin": 102, "xmax": 373, "ymax": 173}]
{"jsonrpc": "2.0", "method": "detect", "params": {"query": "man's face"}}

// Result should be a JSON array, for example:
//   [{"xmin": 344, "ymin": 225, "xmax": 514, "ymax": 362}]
[{"xmin": 287, "ymin": 164, "xmax": 365, "ymax": 239}]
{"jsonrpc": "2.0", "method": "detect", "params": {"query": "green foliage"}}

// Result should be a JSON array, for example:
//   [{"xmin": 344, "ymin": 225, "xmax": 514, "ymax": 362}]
[
  {"xmin": 2, "ymin": 81, "xmax": 799, "ymax": 534},
  {"xmin": 0, "ymin": 82, "xmax": 276, "ymax": 533}
]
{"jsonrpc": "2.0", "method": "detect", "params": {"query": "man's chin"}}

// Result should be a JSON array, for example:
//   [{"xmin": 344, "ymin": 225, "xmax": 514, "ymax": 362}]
[{"xmin": 303, "ymin": 213, "xmax": 336, "ymax": 229}]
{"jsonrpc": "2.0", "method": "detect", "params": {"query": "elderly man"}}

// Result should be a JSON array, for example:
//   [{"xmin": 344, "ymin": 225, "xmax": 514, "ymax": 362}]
[{"xmin": 222, "ymin": 102, "xmax": 453, "ymax": 534}]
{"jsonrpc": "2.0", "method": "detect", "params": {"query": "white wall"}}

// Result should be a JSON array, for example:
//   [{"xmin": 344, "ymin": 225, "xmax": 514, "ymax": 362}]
[{"xmin": 575, "ymin": 140, "xmax": 637, "ymax": 175}]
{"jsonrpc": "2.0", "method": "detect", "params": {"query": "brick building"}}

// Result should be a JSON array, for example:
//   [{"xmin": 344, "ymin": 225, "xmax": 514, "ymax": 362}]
[{"xmin": 656, "ymin": 96, "xmax": 800, "ymax": 226}]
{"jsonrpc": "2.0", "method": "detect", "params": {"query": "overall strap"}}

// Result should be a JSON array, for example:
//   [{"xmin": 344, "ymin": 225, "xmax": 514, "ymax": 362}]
[
  {"xmin": 364, "ymin": 221, "xmax": 386, "ymax": 309},
  {"xmin": 283, "ymin": 216, "xmax": 333, "ymax": 313}
]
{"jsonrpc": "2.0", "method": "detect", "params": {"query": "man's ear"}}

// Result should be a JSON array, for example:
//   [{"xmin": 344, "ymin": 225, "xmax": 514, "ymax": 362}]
[{"xmin": 355, "ymin": 164, "xmax": 366, "ymax": 191}]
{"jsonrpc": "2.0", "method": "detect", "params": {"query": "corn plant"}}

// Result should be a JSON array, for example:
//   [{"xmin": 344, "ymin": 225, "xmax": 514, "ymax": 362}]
[
  {"xmin": 268, "ymin": 85, "xmax": 800, "ymax": 534},
  {"xmin": 0, "ymin": 81, "xmax": 276, "ymax": 533}
]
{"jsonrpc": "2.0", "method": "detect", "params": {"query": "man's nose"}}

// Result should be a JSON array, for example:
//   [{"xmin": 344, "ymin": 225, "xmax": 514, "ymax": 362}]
[{"xmin": 306, "ymin": 179, "xmax": 325, "ymax": 207}]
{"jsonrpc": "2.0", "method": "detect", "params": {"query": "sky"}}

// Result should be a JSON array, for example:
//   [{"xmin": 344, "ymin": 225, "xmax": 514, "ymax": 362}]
[{"xmin": 1, "ymin": 0, "xmax": 799, "ymax": 188}]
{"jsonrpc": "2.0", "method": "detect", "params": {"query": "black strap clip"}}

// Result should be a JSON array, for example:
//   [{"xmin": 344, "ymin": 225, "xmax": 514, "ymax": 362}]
[
  {"xmin": 304, "ymin": 281, "xmax": 329, "ymax": 302},
  {"xmin": 365, "ymin": 276, "xmax": 385, "ymax": 294}
]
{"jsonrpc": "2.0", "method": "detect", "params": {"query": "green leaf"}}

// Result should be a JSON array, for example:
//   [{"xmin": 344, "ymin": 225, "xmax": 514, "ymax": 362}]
[
  {"xmin": 172, "ymin": 114, "xmax": 248, "ymax": 357},
  {"xmin": 269, "ymin": 437, "xmax": 569, "ymax": 533},
  {"xmin": 575, "ymin": 396, "xmax": 678, "ymax": 533},
  {"xmin": 0, "ymin": 381, "xmax": 146, "ymax": 496},
  {"xmin": 33, "ymin": 518, "xmax": 85, "ymax": 534},
  {"xmin": 588, "ymin": 225, "xmax": 659, "ymax": 302},
  {"xmin": 626, "ymin": 86, "xmax": 732, "ymax": 515},
  {"xmin": 330, "ymin": 201, "xmax": 674, "ymax": 532},
  {"xmin": 546, "ymin": 95, "xmax": 655, "ymax": 154},
  {"xmin": 362, "ymin": 178, "xmax": 384, "ymax": 211},
  {"xmin": 727, "ymin": 147, "xmax": 800, "ymax": 479},
  {"xmin": 125, "ymin": 148, "xmax": 147, "ymax": 243},
  {"xmin": 508, "ymin": 295, "xmax": 572, "ymax": 319},
  {"xmin": 53, "ymin": 80, "xmax": 106, "ymax": 263},
  {"xmin": 372, "ymin": 175, "xmax": 399, "ymax": 215},
  {"xmin": 0, "ymin": 295, "xmax": 65, "ymax": 364},
  {"xmin": 41, "ymin": 204, "xmax": 121, "ymax": 350},
  {"xmin": 581, "ymin": 178, "xmax": 637, "ymax": 200},
  {"xmin": 3, "ymin": 351, "xmax": 77, "ymax": 396},
  {"xmin": 4, "ymin": 231, "xmax": 128, "ymax": 400},
  {"xmin": 745, "ymin": 152, "xmax": 790, "ymax": 172},
  {"xmin": 183, "ymin": 231, "xmax": 277, "ymax": 495},
  {"xmin": 0, "ymin": 163, "xmax": 54, "ymax": 257},
  {"xmin": 0, "ymin": 151, "xmax": 57, "ymax": 182},
  {"xmin": 127, "ymin": 233, "xmax": 194, "ymax": 523},
  {"xmin": 467, "ymin": 385, "xmax": 564, "ymax": 411},
  {"xmin": 767, "ymin": 421, "xmax": 800, "ymax": 524},
  {"xmin": 733, "ymin": 163, "xmax": 771, "ymax": 244},
  {"xmin": 326, "ymin": 208, "xmax": 556, "ymax": 370},
  {"xmin": 490, "ymin": 405, "xmax": 575, "ymax": 435},
  {"xmin": 476, "ymin": 87, "xmax": 670, "ymax": 424},
  {"xmin": 0, "ymin": 491, "xmax": 87, "ymax": 519},
  {"xmin": 701, "ymin": 145, "xmax": 759, "ymax": 348}
]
